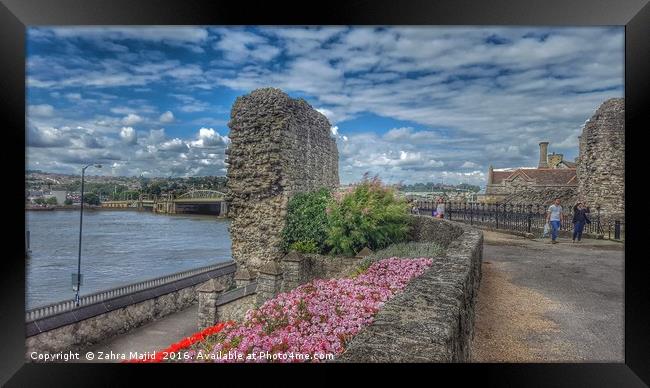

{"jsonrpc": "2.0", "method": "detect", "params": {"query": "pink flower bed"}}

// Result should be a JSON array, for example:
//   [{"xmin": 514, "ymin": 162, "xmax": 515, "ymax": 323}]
[{"xmin": 184, "ymin": 257, "xmax": 433, "ymax": 363}]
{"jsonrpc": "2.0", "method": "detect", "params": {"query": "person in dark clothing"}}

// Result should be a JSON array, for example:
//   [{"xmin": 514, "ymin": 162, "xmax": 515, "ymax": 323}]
[{"xmin": 572, "ymin": 202, "xmax": 591, "ymax": 242}]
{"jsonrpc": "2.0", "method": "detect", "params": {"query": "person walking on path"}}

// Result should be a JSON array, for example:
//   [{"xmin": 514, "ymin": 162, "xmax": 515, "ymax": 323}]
[
  {"xmin": 436, "ymin": 198, "xmax": 446, "ymax": 219},
  {"xmin": 572, "ymin": 202, "xmax": 591, "ymax": 243},
  {"xmin": 547, "ymin": 198, "xmax": 563, "ymax": 244}
]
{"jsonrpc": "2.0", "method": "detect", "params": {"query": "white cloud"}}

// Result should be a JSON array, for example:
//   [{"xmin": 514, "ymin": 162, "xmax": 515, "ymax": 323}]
[
  {"xmin": 159, "ymin": 111, "xmax": 175, "ymax": 123},
  {"xmin": 189, "ymin": 128, "xmax": 229, "ymax": 148},
  {"xmin": 461, "ymin": 161, "xmax": 480, "ymax": 169},
  {"xmin": 119, "ymin": 126, "xmax": 137, "ymax": 144},
  {"xmin": 25, "ymin": 26, "xmax": 623, "ymax": 181},
  {"xmin": 30, "ymin": 104, "xmax": 54, "ymax": 117},
  {"xmin": 159, "ymin": 138, "xmax": 188, "ymax": 152},
  {"xmin": 49, "ymin": 27, "xmax": 209, "ymax": 44},
  {"xmin": 121, "ymin": 113, "xmax": 143, "ymax": 126}
]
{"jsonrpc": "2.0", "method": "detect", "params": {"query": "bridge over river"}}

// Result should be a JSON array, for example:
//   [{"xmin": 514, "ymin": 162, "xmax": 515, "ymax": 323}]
[{"xmin": 101, "ymin": 190, "xmax": 229, "ymax": 216}]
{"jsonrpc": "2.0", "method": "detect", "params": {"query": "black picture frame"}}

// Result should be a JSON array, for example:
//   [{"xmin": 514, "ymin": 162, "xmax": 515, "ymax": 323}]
[{"xmin": 1, "ymin": 0, "xmax": 648, "ymax": 386}]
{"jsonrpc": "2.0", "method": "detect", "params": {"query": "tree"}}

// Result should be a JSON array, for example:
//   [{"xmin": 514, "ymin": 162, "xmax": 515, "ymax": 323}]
[
  {"xmin": 46, "ymin": 197, "xmax": 58, "ymax": 205},
  {"xmin": 64, "ymin": 198, "xmax": 73, "ymax": 205},
  {"xmin": 84, "ymin": 193, "xmax": 100, "ymax": 206}
]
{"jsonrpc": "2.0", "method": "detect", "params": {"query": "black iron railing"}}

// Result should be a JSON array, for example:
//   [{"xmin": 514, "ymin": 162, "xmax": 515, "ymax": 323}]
[{"xmin": 412, "ymin": 201, "xmax": 623, "ymax": 240}]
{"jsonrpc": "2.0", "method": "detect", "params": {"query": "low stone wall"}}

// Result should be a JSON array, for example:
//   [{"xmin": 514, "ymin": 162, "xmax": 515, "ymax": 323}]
[
  {"xmin": 338, "ymin": 217, "xmax": 483, "ymax": 362},
  {"xmin": 198, "ymin": 281, "xmax": 258, "ymax": 330},
  {"xmin": 217, "ymin": 294, "xmax": 257, "ymax": 323},
  {"xmin": 282, "ymin": 252, "xmax": 365, "ymax": 292},
  {"xmin": 26, "ymin": 263, "xmax": 236, "ymax": 357},
  {"xmin": 408, "ymin": 215, "xmax": 464, "ymax": 246}
]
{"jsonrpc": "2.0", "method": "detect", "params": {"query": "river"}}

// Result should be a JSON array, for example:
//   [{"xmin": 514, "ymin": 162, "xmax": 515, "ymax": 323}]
[{"xmin": 25, "ymin": 209, "xmax": 231, "ymax": 309}]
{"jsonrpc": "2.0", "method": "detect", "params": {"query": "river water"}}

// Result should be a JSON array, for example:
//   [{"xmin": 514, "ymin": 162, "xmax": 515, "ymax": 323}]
[{"xmin": 25, "ymin": 210, "xmax": 231, "ymax": 309}]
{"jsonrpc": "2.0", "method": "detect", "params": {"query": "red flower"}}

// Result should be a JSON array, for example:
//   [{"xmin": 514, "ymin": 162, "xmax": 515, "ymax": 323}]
[{"xmin": 123, "ymin": 321, "xmax": 233, "ymax": 363}]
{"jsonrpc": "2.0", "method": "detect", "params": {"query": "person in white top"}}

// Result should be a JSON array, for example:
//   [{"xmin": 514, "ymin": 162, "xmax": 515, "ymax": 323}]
[
  {"xmin": 436, "ymin": 198, "xmax": 445, "ymax": 219},
  {"xmin": 546, "ymin": 198, "xmax": 563, "ymax": 244}
]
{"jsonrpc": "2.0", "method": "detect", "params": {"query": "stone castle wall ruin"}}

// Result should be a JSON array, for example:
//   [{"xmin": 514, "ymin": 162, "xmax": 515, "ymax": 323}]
[
  {"xmin": 577, "ymin": 98, "xmax": 625, "ymax": 223},
  {"xmin": 226, "ymin": 88, "xmax": 339, "ymax": 275}
]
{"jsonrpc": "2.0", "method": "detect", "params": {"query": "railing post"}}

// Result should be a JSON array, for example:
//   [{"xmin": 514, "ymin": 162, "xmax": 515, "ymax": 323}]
[
  {"xmin": 281, "ymin": 251, "xmax": 305, "ymax": 292},
  {"xmin": 614, "ymin": 220, "xmax": 621, "ymax": 240},
  {"xmin": 469, "ymin": 202, "xmax": 473, "ymax": 225},
  {"xmin": 495, "ymin": 203, "xmax": 500, "ymax": 229},
  {"xmin": 527, "ymin": 204, "xmax": 532, "ymax": 233},
  {"xmin": 257, "ymin": 261, "xmax": 284, "ymax": 306},
  {"xmin": 197, "ymin": 279, "xmax": 225, "ymax": 331},
  {"xmin": 234, "ymin": 268, "xmax": 254, "ymax": 288}
]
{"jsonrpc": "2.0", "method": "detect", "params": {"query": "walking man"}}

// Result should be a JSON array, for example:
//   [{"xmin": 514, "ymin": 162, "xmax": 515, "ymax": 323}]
[
  {"xmin": 546, "ymin": 198, "xmax": 563, "ymax": 244},
  {"xmin": 572, "ymin": 202, "xmax": 591, "ymax": 242}
]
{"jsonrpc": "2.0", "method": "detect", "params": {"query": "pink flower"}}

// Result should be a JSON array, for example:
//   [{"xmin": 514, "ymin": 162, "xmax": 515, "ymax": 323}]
[{"xmin": 180, "ymin": 257, "xmax": 433, "ymax": 363}]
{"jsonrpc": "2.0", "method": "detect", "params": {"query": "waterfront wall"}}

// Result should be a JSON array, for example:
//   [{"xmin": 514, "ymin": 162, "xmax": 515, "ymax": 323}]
[
  {"xmin": 338, "ymin": 217, "xmax": 483, "ymax": 362},
  {"xmin": 26, "ymin": 262, "xmax": 236, "ymax": 357},
  {"xmin": 226, "ymin": 88, "xmax": 339, "ymax": 276}
]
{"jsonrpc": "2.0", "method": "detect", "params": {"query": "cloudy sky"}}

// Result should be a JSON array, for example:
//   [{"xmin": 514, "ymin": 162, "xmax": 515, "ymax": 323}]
[{"xmin": 26, "ymin": 26, "xmax": 623, "ymax": 186}]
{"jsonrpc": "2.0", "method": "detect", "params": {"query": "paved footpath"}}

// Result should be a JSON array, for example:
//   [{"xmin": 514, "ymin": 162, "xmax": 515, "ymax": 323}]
[
  {"xmin": 82, "ymin": 304, "xmax": 199, "ymax": 363},
  {"xmin": 471, "ymin": 230, "xmax": 624, "ymax": 362}
]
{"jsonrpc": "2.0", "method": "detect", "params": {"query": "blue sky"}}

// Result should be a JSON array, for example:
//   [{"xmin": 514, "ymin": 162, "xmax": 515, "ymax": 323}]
[{"xmin": 26, "ymin": 26, "xmax": 624, "ymax": 186}]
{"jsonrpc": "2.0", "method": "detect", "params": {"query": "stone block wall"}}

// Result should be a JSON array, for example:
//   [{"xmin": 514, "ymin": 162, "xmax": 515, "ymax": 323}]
[
  {"xmin": 408, "ymin": 215, "xmax": 464, "ymax": 247},
  {"xmin": 338, "ymin": 218, "xmax": 483, "ymax": 362},
  {"xmin": 280, "ymin": 253, "xmax": 366, "ymax": 293},
  {"xmin": 577, "ymin": 98, "xmax": 625, "ymax": 223},
  {"xmin": 226, "ymin": 87, "xmax": 339, "ymax": 275}
]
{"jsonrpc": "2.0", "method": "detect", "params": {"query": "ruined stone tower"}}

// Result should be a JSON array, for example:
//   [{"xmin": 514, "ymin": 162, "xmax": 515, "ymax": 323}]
[
  {"xmin": 577, "ymin": 98, "xmax": 625, "ymax": 223},
  {"xmin": 226, "ymin": 88, "xmax": 339, "ymax": 275}
]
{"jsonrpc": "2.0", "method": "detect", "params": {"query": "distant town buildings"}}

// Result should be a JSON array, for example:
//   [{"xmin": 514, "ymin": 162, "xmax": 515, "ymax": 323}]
[{"xmin": 481, "ymin": 141, "xmax": 578, "ymax": 204}]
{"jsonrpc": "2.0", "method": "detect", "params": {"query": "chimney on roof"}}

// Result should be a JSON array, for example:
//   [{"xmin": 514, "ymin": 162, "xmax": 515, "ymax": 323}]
[{"xmin": 538, "ymin": 142, "xmax": 549, "ymax": 168}]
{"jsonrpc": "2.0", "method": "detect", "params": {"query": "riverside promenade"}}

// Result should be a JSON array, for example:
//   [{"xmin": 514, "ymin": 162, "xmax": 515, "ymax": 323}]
[
  {"xmin": 472, "ymin": 230, "xmax": 624, "ymax": 362},
  {"xmin": 82, "ymin": 228, "xmax": 624, "ymax": 363},
  {"xmin": 82, "ymin": 305, "xmax": 199, "ymax": 363}
]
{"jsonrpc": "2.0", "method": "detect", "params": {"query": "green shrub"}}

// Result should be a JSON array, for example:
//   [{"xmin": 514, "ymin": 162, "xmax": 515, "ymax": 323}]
[
  {"xmin": 326, "ymin": 175, "xmax": 411, "ymax": 255},
  {"xmin": 289, "ymin": 240, "xmax": 319, "ymax": 254},
  {"xmin": 282, "ymin": 188, "xmax": 332, "ymax": 254}
]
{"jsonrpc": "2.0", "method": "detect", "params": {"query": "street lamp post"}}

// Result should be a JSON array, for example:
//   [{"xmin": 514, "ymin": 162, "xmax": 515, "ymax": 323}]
[{"xmin": 75, "ymin": 163, "xmax": 102, "ymax": 306}]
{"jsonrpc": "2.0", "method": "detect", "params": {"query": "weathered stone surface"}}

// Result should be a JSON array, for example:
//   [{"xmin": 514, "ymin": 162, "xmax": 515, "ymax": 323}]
[
  {"xmin": 257, "ymin": 263, "xmax": 283, "ymax": 305},
  {"xmin": 337, "ymin": 219, "xmax": 483, "ymax": 362},
  {"xmin": 355, "ymin": 247, "xmax": 374, "ymax": 258},
  {"xmin": 408, "ymin": 215, "xmax": 464, "ymax": 247},
  {"xmin": 280, "ymin": 251, "xmax": 366, "ymax": 292},
  {"xmin": 217, "ymin": 294, "xmax": 257, "ymax": 323},
  {"xmin": 234, "ymin": 268, "xmax": 254, "ymax": 288},
  {"xmin": 197, "ymin": 278, "xmax": 225, "ymax": 293},
  {"xmin": 227, "ymin": 88, "xmax": 339, "ymax": 275},
  {"xmin": 577, "ymin": 98, "xmax": 625, "ymax": 224},
  {"xmin": 197, "ymin": 279, "xmax": 226, "ymax": 330}
]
